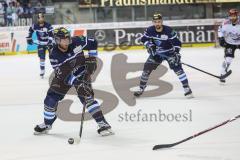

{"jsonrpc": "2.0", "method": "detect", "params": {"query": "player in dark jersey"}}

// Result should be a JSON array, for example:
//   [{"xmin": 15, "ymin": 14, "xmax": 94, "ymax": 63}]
[
  {"xmin": 34, "ymin": 27, "xmax": 113, "ymax": 136},
  {"xmin": 26, "ymin": 13, "xmax": 54, "ymax": 78},
  {"xmin": 134, "ymin": 13, "xmax": 193, "ymax": 98}
]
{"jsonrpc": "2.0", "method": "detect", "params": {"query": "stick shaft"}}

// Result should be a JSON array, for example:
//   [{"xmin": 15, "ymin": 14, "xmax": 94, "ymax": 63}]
[
  {"xmin": 79, "ymin": 104, "xmax": 86, "ymax": 138},
  {"xmin": 176, "ymin": 115, "xmax": 240, "ymax": 146},
  {"xmin": 153, "ymin": 115, "xmax": 240, "ymax": 150},
  {"xmin": 146, "ymin": 50, "xmax": 221, "ymax": 79},
  {"xmin": 181, "ymin": 63, "xmax": 220, "ymax": 78}
]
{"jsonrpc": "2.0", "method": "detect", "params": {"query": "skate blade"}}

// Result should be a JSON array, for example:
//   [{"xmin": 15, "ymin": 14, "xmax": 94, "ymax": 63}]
[
  {"xmin": 73, "ymin": 137, "xmax": 81, "ymax": 144},
  {"xmin": 219, "ymin": 81, "xmax": 226, "ymax": 85},
  {"xmin": 99, "ymin": 129, "xmax": 115, "ymax": 137},
  {"xmin": 33, "ymin": 130, "xmax": 49, "ymax": 135},
  {"xmin": 185, "ymin": 94, "xmax": 194, "ymax": 99},
  {"xmin": 133, "ymin": 93, "xmax": 142, "ymax": 98}
]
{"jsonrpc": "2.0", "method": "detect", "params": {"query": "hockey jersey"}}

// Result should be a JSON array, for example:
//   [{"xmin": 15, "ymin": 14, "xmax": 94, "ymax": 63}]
[
  {"xmin": 141, "ymin": 25, "xmax": 181, "ymax": 56},
  {"xmin": 49, "ymin": 36, "xmax": 98, "ymax": 70},
  {"xmin": 28, "ymin": 22, "xmax": 54, "ymax": 46},
  {"xmin": 218, "ymin": 18, "xmax": 240, "ymax": 45}
]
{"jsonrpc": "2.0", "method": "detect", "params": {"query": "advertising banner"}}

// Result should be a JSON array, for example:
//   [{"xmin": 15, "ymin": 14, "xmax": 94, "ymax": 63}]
[
  {"xmin": 0, "ymin": 19, "xmax": 222, "ymax": 55},
  {"xmin": 0, "ymin": 26, "xmax": 86, "ymax": 55},
  {"xmin": 87, "ymin": 25, "xmax": 216, "ymax": 48}
]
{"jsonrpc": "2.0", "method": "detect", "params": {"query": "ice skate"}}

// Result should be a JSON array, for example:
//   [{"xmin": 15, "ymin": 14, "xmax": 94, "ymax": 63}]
[
  {"xmin": 97, "ymin": 120, "xmax": 114, "ymax": 136},
  {"xmin": 34, "ymin": 123, "xmax": 52, "ymax": 135}
]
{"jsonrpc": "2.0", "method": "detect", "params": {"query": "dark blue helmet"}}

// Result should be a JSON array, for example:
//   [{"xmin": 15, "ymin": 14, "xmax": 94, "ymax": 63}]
[{"xmin": 53, "ymin": 27, "xmax": 71, "ymax": 44}]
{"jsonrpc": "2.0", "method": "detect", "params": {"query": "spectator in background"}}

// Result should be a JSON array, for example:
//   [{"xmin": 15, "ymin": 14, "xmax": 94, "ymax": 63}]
[
  {"xmin": 2, "ymin": 1, "xmax": 8, "ymax": 26},
  {"xmin": 16, "ymin": 1, "xmax": 23, "ymax": 18},
  {"xmin": 11, "ymin": 2, "xmax": 18, "ymax": 26},
  {"xmin": 23, "ymin": 2, "xmax": 34, "ymax": 18},
  {"xmin": 36, "ymin": 0, "xmax": 43, "ymax": 7},
  {"xmin": 6, "ymin": 2, "xmax": 14, "ymax": 26},
  {"xmin": 6, "ymin": 0, "xmax": 16, "ymax": 6},
  {"xmin": 0, "ymin": 2, "xmax": 4, "ymax": 26},
  {"xmin": 0, "ymin": 3, "xmax": 3, "ymax": 13}
]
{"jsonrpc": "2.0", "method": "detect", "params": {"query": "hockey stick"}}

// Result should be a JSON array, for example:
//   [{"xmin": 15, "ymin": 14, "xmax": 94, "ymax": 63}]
[
  {"xmin": 74, "ymin": 81, "xmax": 92, "ymax": 144},
  {"xmin": 79, "ymin": 103, "xmax": 86, "ymax": 139},
  {"xmin": 68, "ymin": 81, "xmax": 90, "ymax": 144},
  {"xmin": 153, "ymin": 114, "xmax": 240, "ymax": 150},
  {"xmin": 181, "ymin": 62, "xmax": 232, "ymax": 80},
  {"xmin": 148, "ymin": 49, "xmax": 232, "ymax": 80},
  {"xmin": 72, "ymin": 102, "xmax": 86, "ymax": 144}
]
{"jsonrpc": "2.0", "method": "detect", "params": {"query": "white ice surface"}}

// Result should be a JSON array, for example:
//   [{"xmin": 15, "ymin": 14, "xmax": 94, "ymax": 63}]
[{"xmin": 0, "ymin": 47, "xmax": 240, "ymax": 160}]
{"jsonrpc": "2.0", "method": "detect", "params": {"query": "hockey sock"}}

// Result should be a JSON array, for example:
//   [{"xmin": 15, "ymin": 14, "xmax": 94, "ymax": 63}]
[
  {"xmin": 85, "ymin": 97, "xmax": 106, "ymax": 123},
  {"xmin": 175, "ymin": 70, "xmax": 189, "ymax": 88},
  {"xmin": 44, "ymin": 105, "xmax": 57, "ymax": 125},
  {"xmin": 139, "ymin": 70, "xmax": 150, "ymax": 90},
  {"xmin": 43, "ymin": 96, "xmax": 58, "ymax": 125},
  {"xmin": 40, "ymin": 60, "xmax": 45, "ymax": 74},
  {"xmin": 221, "ymin": 57, "xmax": 232, "ymax": 75}
]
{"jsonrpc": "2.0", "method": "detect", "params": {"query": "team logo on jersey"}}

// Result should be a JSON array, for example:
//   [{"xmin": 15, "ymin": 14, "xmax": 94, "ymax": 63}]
[
  {"xmin": 228, "ymin": 32, "xmax": 240, "ymax": 41},
  {"xmin": 43, "ymin": 28, "xmax": 48, "ymax": 32},
  {"xmin": 73, "ymin": 45, "xmax": 83, "ymax": 54},
  {"xmin": 50, "ymin": 59, "xmax": 58, "ymax": 63},
  {"xmin": 160, "ymin": 35, "xmax": 168, "ymax": 40}
]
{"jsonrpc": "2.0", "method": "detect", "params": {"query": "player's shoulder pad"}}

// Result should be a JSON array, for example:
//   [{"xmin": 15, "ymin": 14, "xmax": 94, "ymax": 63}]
[
  {"xmin": 163, "ymin": 25, "xmax": 173, "ymax": 32},
  {"xmin": 146, "ymin": 25, "xmax": 155, "ymax": 32},
  {"xmin": 237, "ymin": 19, "xmax": 240, "ymax": 25},
  {"xmin": 223, "ymin": 19, "xmax": 240, "ymax": 25},
  {"xmin": 31, "ymin": 23, "xmax": 36, "ymax": 29},
  {"xmin": 71, "ymin": 36, "xmax": 88, "ymax": 46},
  {"xmin": 49, "ymin": 46, "xmax": 58, "ymax": 57},
  {"xmin": 72, "ymin": 36, "xmax": 87, "ymax": 43},
  {"xmin": 163, "ymin": 25, "xmax": 177, "ymax": 37},
  {"xmin": 223, "ymin": 19, "xmax": 231, "ymax": 25},
  {"xmin": 45, "ymin": 22, "xmax": 52, "ymax": 27},
  {"xmin": 144, "ymin": 26, "xmax": 155, "ymax": 37}
]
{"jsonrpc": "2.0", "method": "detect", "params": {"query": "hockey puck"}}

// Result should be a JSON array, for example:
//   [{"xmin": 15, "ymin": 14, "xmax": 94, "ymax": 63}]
[{"xmin": 68, "ymin": 138, "xmax": 74, "ymax": 144}]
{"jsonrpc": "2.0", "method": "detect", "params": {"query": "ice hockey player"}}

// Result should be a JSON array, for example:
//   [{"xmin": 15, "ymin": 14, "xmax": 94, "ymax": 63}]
[
  {"xmin": 218, "ymin": 8, "xmax": 240, "ymax": 83},
  {"xmin": 34, "ymin": 27, "xmax": 114, "ymax": 136},
  {"xmin": 26, "ymin": 13, "xmax": 54, "ymax": 79},
  {"xmin": 134, "ymin": 12, "xmax": 193, "ymax": 98}
]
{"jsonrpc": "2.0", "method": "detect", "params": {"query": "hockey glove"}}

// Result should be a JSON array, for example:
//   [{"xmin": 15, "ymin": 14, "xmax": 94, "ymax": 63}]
[
  {"xmin": 145, "ymin": 41, "xmax": 156, "ymax": 56},
  {"xmin": 47, "ymin": 39, "xmax": 54, "ymax": 50},
  {"xmin": 65, "ymin": 65, "xmax": 86, "ymax": 86},
  {"xmin": 167, "ymin": 52, "xmax": 181, "ymax": 69},
  {"xmin": 76, "ymin": 81, "xmax": 94, "ymax": 98},
  {"xmin": 219, "ymin": 37, "xmax": 227, "ymax": 47},
  {"xmin": 85, "ymin": 56, "xmax": 97, "ymax": 75},
  {"xmin": 26, "ymin": 37, "xmax": 33, "ymax": 45}
]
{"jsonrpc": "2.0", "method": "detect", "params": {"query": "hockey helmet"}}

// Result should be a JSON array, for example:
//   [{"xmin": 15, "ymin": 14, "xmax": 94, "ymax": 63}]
[
  {"xmin": 37, "ymin": 13, "xmax": 45, "ymax": 19},
  {"xmin": 53, "ymin": 27, "xmax": 71, "ymax": 44},
  {"xmin": 228, "ymin": 8, "xmax": 238, "ymax": 17},
  {"xmin": 152, "ymin": 12, "xmax": 162, "ymax": 21}
]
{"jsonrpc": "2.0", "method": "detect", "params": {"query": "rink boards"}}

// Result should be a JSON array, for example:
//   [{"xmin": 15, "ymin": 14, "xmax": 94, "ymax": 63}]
[{"xmin": 0, "ymin": 19, "xmax": 223, "ymax": 56}]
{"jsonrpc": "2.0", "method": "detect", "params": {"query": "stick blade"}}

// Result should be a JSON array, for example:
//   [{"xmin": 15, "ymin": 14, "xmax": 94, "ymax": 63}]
[
  {"xmin": 221, "ymin": 70, "xmax": 232, "ymax": 79},
  {"xmin": 153, "ymin": 143, "xmax": 175, "ymax": 150},
  {"xmin": 74, "ymin": 137, "xmax": 81, "ymax": 144}
]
